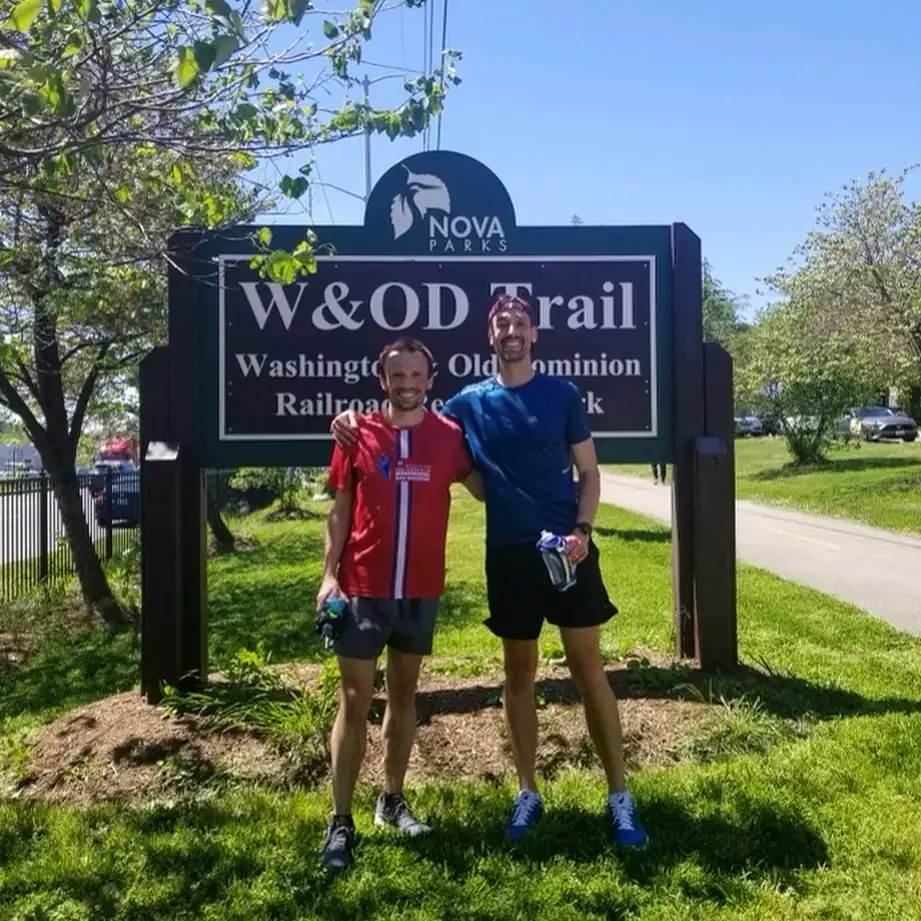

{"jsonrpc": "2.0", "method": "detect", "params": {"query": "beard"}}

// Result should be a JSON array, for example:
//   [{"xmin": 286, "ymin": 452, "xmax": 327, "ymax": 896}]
[
  {"xmin": 495, "ymin": 337, "xmax": 529, "ymax": 363},
  {"xmin": 389, "ymin": 391, "xmax": 426, "ymax": 412}
]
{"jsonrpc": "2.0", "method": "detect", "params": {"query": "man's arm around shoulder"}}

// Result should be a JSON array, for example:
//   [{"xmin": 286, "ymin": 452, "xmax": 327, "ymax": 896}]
[{"xmin": 442, "ymin": 412, "xmax": 485, "ymax": 503}]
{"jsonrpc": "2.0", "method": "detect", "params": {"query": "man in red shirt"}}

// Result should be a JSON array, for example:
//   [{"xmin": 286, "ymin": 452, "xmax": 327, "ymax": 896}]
[{"xmin": 316, "ymin": 337, "xmax": 481, "ymax": 872}]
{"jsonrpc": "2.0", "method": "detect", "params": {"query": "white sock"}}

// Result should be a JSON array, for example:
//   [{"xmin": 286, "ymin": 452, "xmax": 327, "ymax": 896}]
[{"xmin": 608, "ymin": 790, "xmax": 632, "ymax": 808}]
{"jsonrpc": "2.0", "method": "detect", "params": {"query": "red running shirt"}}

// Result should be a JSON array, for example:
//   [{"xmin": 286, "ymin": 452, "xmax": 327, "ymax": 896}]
[{"xmin": 328, "ymin": 411, "xmax": 474, "ymax": 599}]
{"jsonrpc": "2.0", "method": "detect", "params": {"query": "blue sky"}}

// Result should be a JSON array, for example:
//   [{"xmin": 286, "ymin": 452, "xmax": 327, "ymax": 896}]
[{"xmin": 282, "ymin": 0, "xmax": 921, "ymax": 319}]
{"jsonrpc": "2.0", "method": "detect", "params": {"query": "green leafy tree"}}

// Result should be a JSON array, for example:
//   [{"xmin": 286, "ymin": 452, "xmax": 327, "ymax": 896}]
[
  {"xmin": 739, "ymin": 300, "xmax": 878, "ymax": 464},
  {"xmin": 763, "ymin": 166, "xmax": 921, "ymax": 407},
  {"xmin": 702, "ymin": 260, "xmax": 744, "ymax": 348},
  {"xmin": 0, "ymin": 0, "xmax": 459, "ymax": 625}
]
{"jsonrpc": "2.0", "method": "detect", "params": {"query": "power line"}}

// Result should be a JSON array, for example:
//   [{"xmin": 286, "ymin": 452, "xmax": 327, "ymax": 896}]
[
  {"xmin": 436, "ymin": 0, "xmax": 449, "ymax": 150},
  {"xmin": 312, "ymin": 158, "xmax": 337, "ymax": 224},
  {"xmin": 426, "ymin": 0, "xmax": 437, "ymax": 151},
  {"xmin": 362, "ymin": 59, "xmax": 423, "ymax": 75}
]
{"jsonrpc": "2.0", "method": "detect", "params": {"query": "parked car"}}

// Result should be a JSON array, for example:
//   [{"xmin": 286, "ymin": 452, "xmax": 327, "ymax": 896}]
[
  {"xmin": 845, "ymin": 406, "xmax": 918, "ymax": 442},
  {"xmin": 93, "ymin": 465, "xmax": 140, "ymax": 526},
  {"xmin": 734, "ymin": 415, "xmax": 763, "ymax": 437}
]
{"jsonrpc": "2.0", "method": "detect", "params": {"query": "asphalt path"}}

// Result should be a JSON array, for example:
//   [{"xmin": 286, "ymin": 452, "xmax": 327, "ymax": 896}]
[{"xmin": 600, "ymin": 472, "xmax": 921, "ymax": 637}]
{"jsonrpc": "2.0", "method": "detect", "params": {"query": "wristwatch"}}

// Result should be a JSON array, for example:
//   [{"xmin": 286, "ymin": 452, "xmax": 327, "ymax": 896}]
[{"xmin": 573, "ymin": 521, "xmax": 593, "ymax": 538}]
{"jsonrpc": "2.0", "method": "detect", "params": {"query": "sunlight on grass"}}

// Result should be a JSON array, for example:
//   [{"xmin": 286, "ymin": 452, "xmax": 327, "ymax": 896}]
[
  {"xmin": 2, "ymin": 490, "xmax": 921, "ymax": 919},
  {"xmin": 606, "ymin": 438, "xmax": 921, "ymax": 534}
]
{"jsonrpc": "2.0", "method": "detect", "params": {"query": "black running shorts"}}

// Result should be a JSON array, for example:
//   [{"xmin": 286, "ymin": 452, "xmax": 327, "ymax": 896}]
[{"xmin": 484, "ymin": 539, "xmax": 618, "ymax": 641}]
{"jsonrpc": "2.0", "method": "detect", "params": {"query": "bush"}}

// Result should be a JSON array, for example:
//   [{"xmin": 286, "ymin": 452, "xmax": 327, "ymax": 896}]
[
  {"xmin": 738, "ymin": 302, "xmax": 878, "ymax": 465},
  {"xmin": 227, "ymin": 467, "xmax": 307, "ymax": 513}
]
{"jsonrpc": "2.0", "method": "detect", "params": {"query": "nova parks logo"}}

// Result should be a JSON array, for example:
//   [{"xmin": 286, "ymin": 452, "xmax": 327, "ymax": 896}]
[{"xmin": 389, "ymin": 165, "xmax": 507, "ymax": 253}]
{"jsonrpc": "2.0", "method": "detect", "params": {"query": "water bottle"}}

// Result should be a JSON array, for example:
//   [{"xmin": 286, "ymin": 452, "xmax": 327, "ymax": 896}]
[
  {"xmin": 319, "ymin": 594, "xmax": 347, "ymax": 649},
  {"xmin": 536, "ymin": 530, "xmax": 577, "ymax": 592}
]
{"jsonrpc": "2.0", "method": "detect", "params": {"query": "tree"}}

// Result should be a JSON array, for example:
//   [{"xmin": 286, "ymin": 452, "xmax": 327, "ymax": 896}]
[
  {"xmin": 763, "ymin": 166, "xmax": 921, "ymax": 406},
  {"xmin": 0, "ymin": 0, "xmax": 458, "ymax": 625},
  {"xmin": 701, "ymin": 260, "xmax": 744, "ymax": 348},
  {"xmin": 739, "ymin": 299, "xmax": 879, "ymax": 464}
]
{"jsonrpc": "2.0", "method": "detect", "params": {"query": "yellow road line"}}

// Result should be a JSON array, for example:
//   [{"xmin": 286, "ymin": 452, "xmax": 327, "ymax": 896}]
[{"xmin": 763, "ymin": 526, "xmax": 841, "ymax": 551}]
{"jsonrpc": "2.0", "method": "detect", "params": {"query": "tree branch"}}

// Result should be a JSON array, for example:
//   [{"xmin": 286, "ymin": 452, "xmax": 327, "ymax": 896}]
[
  {"xmin": 12, "ymin": 354, "xmax": 41, "ymax": 404},
  {"xmin": 69, "ymin": 343, "xmax": 111, "ymax": 450},
  {"xmin": 0, "ymin": 364, "xmax": 52, "ymax": 460}
]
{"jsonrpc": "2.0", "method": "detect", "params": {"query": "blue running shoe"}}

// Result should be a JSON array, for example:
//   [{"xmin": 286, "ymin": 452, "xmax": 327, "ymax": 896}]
[
  {"xmin": 608, "ymin": 791, "xmax": 648, "ymax": 848},
  {"xmin": 506, "ymin": 789, "xmax": 543, "ymax": 842}
]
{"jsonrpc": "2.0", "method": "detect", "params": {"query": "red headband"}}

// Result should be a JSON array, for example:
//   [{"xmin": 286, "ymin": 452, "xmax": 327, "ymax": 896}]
[{"xmin": 487, "ymin": 293, "xmax": 535, "ymax": 326}]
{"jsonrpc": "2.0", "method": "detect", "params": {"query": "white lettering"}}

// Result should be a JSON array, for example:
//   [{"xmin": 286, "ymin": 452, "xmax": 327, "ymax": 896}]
[
  {"xmin": 423, "ymin": 283, "xmax": 469, "ymax": 330},
  {"xmin": 429, "ymin": 215, "xmax": 507, "ymax": 239},
  {"xmin": 235, "ymin": 354, "xmax": 267, "ymax": 377},
  {"xmin": 369, "ymin": 282, "xmax": 420, "ymax": 331},
  {"xmin": 449, "ymin": 353, "xmax": 473, "ymax": 377},
  {"xmin": 311, "ymin": 281, "xmax": 364, "ymax": 331},
  {"xmin": 600, "ymin": 281, "xmax": 635, "ymax": 330},
  {"xmin": 240, "ymin": 282, "xmax": 308, "ymax": 330},
  {"xmin": 584, "ymin": 391, "xmax": 604, "ymax": 414},
  {"xmin": 275, "ymin": 392, "xmax": 386, "ymax": 417},
  {"xmin": 567, "ymin": 295, "xmax": 596, "ymax": 330},
  {"xmin": 537, "ymin": 295, "xmax": 564, "ymax": 329},
  {"xmin": 276, "ymin": 392, "xmax": 297, "ymax": 415},
  {"xmin": 620, "ymin": 282, "xmax": 636, "ymax": 330}
]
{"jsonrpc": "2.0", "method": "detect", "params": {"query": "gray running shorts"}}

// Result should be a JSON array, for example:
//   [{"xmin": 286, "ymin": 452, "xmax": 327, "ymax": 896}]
[{"xmin": 333, "ymin": 597, "xmax": 439, "ymax": 660}]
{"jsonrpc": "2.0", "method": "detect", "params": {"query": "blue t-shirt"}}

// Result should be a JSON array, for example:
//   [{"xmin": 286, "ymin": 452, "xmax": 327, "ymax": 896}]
[{"xmin": 443, "ymin": 374, "xmax": 592, "ymax": 547}]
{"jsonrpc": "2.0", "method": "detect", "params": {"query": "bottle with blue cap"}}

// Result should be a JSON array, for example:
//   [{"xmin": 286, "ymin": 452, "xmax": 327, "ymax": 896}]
[
  {"xmin": 536, "ymin": 530, "xmax": 578, "ymax": 591},
  {"xmin": 317, "ymin": 594, "xmax": 348, "ymax": 649}
]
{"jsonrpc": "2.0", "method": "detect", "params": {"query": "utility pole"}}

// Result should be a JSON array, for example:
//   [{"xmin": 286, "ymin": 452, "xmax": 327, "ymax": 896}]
[{"xmin": 363, "ymin": 74, "xmax": 371, "ymax": 202}]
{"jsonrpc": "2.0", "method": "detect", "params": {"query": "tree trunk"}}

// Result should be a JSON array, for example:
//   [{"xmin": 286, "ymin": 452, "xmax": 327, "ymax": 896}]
[
  {"xmin": 908, "ymin": 386, "xmax": 921, "ymax": 423},
  {"xmin": 49, "ymin": 463, "xmax": 129, "ymax": 627},
  {"xmin": 207, "ymin": 473, "xmax": 235, "ymax": 553}
]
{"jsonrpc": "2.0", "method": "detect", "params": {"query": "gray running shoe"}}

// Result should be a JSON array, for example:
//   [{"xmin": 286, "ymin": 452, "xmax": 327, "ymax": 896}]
[
  {"xmin": 319, "ymin": 816, "xmax": 355, "ymax": 872},
  {"xmin": 373, "ymin": 793, "xmax": 432, "ymax": 837}
]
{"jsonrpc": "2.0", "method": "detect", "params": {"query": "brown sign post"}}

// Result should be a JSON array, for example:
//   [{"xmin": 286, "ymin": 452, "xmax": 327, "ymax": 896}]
[{"xmin": 139, "ymin": 150, "xmax": 738, "ymax": 704}]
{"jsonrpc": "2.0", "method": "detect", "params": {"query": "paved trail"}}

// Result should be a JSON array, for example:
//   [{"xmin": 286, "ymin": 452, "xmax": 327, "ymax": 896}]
[{"xmin": 600, "ymin": 472, "xmax": 921, "ymax": 637}]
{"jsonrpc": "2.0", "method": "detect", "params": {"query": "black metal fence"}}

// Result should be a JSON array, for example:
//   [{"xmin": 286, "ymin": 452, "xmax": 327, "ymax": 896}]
[{"xmin": 0, "ymin": 467, "xmax": 140, "ymax": 602}]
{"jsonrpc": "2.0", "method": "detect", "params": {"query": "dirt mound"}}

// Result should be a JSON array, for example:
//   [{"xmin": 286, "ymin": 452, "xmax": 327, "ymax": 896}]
[{"xmin": 18, "ymin": 659, "xmax": 716, "ymax": 806}]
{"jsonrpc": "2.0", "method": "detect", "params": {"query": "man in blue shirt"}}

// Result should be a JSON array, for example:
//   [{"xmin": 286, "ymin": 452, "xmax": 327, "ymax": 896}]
[{"xmin": 331, "ymin": 293, "xmax": 647, "ymax": 849}]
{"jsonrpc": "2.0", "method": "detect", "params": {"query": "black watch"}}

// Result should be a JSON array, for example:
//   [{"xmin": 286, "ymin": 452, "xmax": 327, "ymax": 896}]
[{"xmin": 574, "ymin": 522, "xmax": 593, "ymax": 538}]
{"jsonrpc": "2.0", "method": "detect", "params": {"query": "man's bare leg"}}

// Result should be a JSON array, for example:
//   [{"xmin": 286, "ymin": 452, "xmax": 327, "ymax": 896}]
[
  {"xmin": 502, "ymin": 638, "xmax": 540, "ymax": 791},
  {"xmin": 376, "ymin": 648, "xmax": 431, "ymax": 836},
  {"xmin": 560, "ymin": 625, "xmax": 626, "ymax": 790},
  {"xmin": 382, "ymin": 648, "xmax": 424, "ymax": 794},
  {"xmin": 330, "ymin": 656, "xmax": 378, "ymax": 815},
  {"xmin": 560, "ymin": 625, "xmax": 647, "ymax": 847}
]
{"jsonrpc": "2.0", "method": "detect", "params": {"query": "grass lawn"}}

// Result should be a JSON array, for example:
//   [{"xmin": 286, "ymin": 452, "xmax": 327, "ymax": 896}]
[
  {"xmin": 607, "ymin": 437, "xmax": 921, "ymax": 534},
  {"xmin": 2, "ymin": 492, "xmax": 921, "ymax": 919}
]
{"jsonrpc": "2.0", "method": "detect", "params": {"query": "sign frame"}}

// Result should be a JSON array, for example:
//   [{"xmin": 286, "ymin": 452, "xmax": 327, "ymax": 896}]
[{"xmin": 138, "ymin": 149, "xmax": 738, "ymax": 704}]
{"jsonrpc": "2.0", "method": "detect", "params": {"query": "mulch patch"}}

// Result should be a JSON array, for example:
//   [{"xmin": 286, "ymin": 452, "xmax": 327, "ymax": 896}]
[{"xmin": 16, "ymin": 654, "xmax": 717, "ymax": 806}]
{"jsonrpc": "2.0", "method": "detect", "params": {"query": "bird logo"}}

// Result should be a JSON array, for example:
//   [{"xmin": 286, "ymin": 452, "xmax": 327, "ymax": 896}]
[{"xmin": 390, "ymin": 166, "xmax": 451, "ymax": 239}]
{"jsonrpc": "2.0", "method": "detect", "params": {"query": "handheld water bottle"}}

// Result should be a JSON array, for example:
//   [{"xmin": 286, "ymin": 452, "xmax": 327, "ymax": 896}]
[
  {"xmin": 318, "ymin": 594, "xmax": 348, "ymax": 649},
  {"xmin": 536, "ymin": 530, "xmax": 578, "ymax": 592}
]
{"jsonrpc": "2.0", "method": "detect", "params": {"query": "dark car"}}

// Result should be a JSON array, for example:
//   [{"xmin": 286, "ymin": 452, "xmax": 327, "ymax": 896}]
[
  {"xmin": 851, "ymin": 406, "xmax": 918, "ymax": 442},
  {"xmin": 92, "ymin": 465, "xmax": 140, "ymax": 526}
]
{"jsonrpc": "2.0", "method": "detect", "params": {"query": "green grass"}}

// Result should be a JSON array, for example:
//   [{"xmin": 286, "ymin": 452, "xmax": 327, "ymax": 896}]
[
  {"xmin": 607, "ymin": 437, "xmax": 921, "ymax": 534},
  {"xmin": 2, "ymin": 493, "xmax": 921, "ymax": 919}
]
